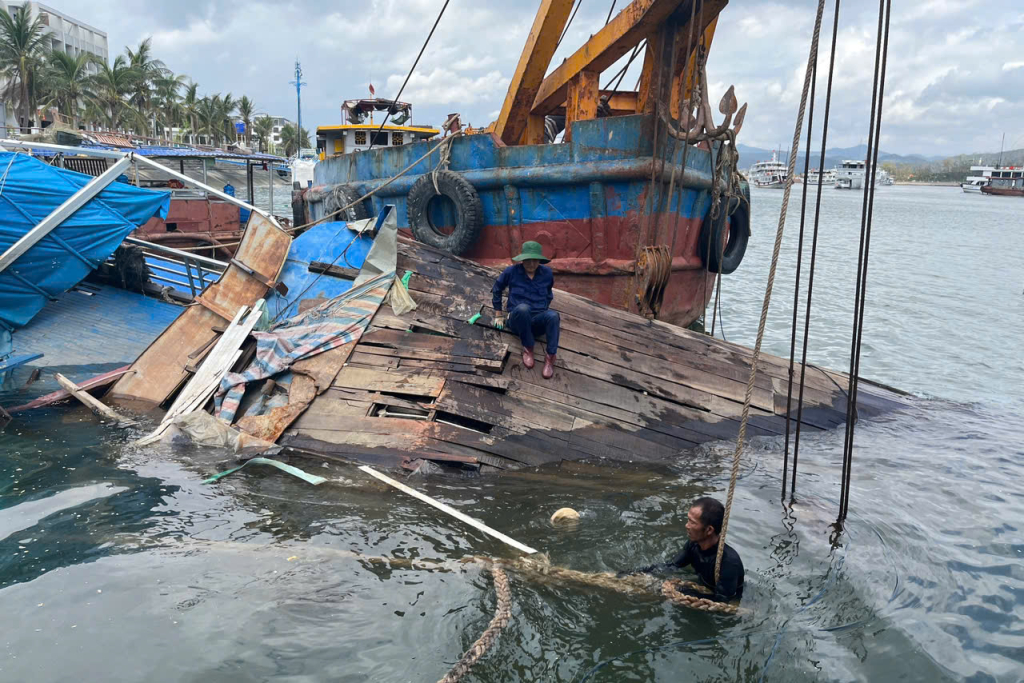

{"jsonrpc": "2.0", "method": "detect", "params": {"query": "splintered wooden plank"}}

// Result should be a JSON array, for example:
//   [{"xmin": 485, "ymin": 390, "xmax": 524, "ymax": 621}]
[
  {"xmin": 360, "ymin": 328, "xmax": 508, "ymax": 361},
  {"xmin": 333, "ymin": 366, "xmax": 446, "ymax": 397},
  {"xmin": 109, "ymin": 213, "xmax": 291, "ymax": 405},
  {"xmin": 352, "ymin": 344, "xmax": 504, "ymax": 371}
]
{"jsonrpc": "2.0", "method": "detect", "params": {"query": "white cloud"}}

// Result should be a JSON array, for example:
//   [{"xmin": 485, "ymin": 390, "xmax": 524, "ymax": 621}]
[{"xmin": 1002, "ymin": 61, "xmax": 1024, "ymax": 72}]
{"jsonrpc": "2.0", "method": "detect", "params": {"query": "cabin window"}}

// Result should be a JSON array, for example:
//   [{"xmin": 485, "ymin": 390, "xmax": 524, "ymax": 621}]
[
  {"xmin": 371, "ymin": 131, "xmax": 389, "ymax": 147},
  {"xmin": 392, "ymin": 132, "xmax": 404, "ymax": 145},
  {"xmin": 354, "ymin": 131, "xmax": 367, "ymax": 145}
]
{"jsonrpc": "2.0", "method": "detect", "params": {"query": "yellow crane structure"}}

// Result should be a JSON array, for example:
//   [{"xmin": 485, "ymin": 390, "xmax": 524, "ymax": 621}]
[{"xmin": 493, "ymin": 0, "xmax": 727, "ymax": 145}]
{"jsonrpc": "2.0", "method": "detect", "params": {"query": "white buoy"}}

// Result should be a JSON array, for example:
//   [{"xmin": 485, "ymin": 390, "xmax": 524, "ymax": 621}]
[{"xmin": 550, "ymin": 507, "xmax": 580, "ymax": 523}]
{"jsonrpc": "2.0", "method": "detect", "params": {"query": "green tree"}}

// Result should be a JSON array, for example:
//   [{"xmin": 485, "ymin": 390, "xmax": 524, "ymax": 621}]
[
  {"xmin": 180, "ymin": 81, "xmax": 201, "ymax": 144},
  {"xmin": 89, "ymin": 55, "xmax": 143, "ymax": 131},
  {"xmin": 152, "ymin": 72, "xmax": 186, "ymax": 142},
  {"xmin": 236, "ymin": 95, "xmax": 256, "ymax": 147},
  {"xmin": 125, "ymin": 38, "xmax": 168, "ymax": 137},
  {"xmin": 278, "ymin": 123, "xmax": 311, "ymax": 157},
  {"xmin": 40, "ymin": 51, "xmax": 97, "ymax": 128},
  {"xmin": 251, "ymin": 115, "xmax": 274, "ymax": 153},
  {"xmin": 0, "ymin": 3, "xmax": 47, "ymax": 133}
]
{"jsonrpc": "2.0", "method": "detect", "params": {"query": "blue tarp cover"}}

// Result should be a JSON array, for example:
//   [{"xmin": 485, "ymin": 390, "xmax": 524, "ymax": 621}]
[
  {"xmin": 0, "ymin": 151, "xmax": 170, "ymax": 356},
  {"xmin": 264, "ymin": 221, "xmax": 375, "ymax": 321}
]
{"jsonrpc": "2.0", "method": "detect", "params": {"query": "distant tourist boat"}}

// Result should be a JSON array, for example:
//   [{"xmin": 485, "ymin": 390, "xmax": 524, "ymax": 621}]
[
  {"xmin": 805, "ymin": 168, "xmax": 836, "ymax": 186},
  {"xmin": 749, "ymin": 151, "xmax": 788, "ymax": 188},
  {"xmin": 964, "ymin": 164, "xmax": 1024, "ymax": 195},
  {"xmin": 834, "ymin": 160, "xmax": 876, "ymax": 190},
  {"xmin": 979, "ymin": 165, "xmax": 1024, "ymax": 197}
]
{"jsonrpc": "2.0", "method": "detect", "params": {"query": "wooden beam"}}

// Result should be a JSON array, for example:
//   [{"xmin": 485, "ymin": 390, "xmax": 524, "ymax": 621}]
[
  {"xmin": 531, "ymin": 0, "xmax": 692, "ymax": 116},
  {"xmin": 495, "ymin": 0, "xmax": 575, "ymax": 145},
  {"xmin": 564, "ymin": 70, "xmax": 600, "ymax": 142}
]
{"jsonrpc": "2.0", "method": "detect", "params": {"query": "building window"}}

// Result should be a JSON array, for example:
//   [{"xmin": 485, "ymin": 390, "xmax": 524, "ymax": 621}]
[
  {"xmin": 370, "ymin": 131, "xmax": 389, "ymax": 147},
  {"xmin": 354, "ymin": 131, "xmax": 367, "ymax": 145},
  {"xmin": 392, "ymin": 132, "xmax": 403, "ymax": 145}
]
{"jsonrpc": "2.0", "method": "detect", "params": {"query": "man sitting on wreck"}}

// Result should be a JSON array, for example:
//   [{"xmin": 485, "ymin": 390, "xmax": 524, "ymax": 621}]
[
  {"xmin": 624, "ymin": 496, "xmax": 745, "ymax": 603},
  {"xmin": 492, "ymin": 241, "xmax": 560, "ymax": 379}
]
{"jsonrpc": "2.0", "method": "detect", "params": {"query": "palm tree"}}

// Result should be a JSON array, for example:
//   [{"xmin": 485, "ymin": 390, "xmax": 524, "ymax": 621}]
[
  {"xmin": 279, "ymin": 124, "xmax": 311, "ymax": 157},
  {"xmin": 125, "ymin": 38, "xmax": 168, "ymax": 137},
  {"xmin": 152, "ymin": 72, "xmax": 186, "ymax": 142},
  {"xmin": 0, "ymin": 3, "xmax": 47, "ymax": 133},
  {"xmin": 196, "ymin": 95, "xmax": 222, "ymax": 146},
  {"xmin": 236, "ymin": 95, "xmax": 256, "ymax": 147},
  {"xmin": 180, "ymin": 81, "xmax": 201, "ymax": 144},
  {"xmin": 252, "ymin": 115, "xmax": 274, "ymax": 153},
  {"xmin": 40, "ymin": 51, "xmax": 96, "ymax": 128},
  {"xmin": 217, "ymin": 93, "xmax": 236, "ymax": 145},
  {"xmin": 89, "ymin": 55, "xmax": 142, "ymax": 131}
]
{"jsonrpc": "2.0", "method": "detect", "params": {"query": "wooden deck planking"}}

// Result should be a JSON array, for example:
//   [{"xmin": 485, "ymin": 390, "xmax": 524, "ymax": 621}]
[{"xmin": 273, "ymin": 236, "xmax": 906, "ymax": 470}]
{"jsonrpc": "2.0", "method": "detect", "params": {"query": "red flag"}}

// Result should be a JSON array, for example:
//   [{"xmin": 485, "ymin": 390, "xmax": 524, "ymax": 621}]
[{"xmin": 369, "ymin": 83, "xmax": 375, "ymax": 96}]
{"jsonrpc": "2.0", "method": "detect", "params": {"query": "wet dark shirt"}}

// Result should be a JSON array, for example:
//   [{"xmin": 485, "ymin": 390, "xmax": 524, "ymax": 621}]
[
  {"xmin": 639, "ymin": 540, "xmax": 744, "ymax": 603},
  {"xmin": 492, "ymin": 264, "xmax": 554, "ymax": 315}
]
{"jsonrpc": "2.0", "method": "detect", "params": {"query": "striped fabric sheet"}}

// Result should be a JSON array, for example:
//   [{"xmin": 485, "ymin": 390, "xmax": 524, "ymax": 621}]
[{"xmin": 214, "ymin": 270, "xmax": 394, "ymax": 423}]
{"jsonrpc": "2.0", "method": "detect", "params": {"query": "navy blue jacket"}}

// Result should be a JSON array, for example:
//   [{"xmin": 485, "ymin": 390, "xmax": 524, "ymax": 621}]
[{"xmin": 492, "ymin": 264, "xmax": 554, "ymax": 315}]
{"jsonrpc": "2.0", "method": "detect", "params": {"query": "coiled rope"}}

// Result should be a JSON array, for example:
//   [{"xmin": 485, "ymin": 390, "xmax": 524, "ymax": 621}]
[
  {"xmin": 437, "ymin": 566, "xmax": 512, "ymax": 683},
  {"xmin": 713, "ymin": 0, "xmax": 827, "ymax": 586}
]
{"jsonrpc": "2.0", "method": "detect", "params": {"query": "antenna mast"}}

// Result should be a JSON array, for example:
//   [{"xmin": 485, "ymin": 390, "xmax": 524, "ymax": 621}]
[{"xmin": 289, "ymin": 59, "xmax": 307, "ymax": 155}]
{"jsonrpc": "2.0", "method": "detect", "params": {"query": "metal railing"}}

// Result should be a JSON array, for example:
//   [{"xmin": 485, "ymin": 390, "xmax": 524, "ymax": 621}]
[{"xmin": 107, "ymin": 237, "xmax": 228, "ymax": 299}]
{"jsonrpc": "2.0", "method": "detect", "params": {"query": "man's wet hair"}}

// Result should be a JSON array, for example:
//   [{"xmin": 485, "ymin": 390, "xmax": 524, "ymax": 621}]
[{"xmin": 692, "ymin": 497, "xmax": 725, "ymax": 535}]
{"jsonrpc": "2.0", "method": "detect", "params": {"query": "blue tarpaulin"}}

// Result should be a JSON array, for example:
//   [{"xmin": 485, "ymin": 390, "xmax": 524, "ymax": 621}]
[
  {"xmin": 0, "ymin": 151, "xmax": 170, "ymax": 357},
  {"xmin": 264, "ymin": 221, "xmax": 375, "ymax": 321}
]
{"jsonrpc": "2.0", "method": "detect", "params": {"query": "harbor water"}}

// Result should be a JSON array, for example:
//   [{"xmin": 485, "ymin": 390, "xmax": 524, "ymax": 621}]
[{"xmin": 1, "ymin": 186, "xmax": 1022, "ymax": 681}]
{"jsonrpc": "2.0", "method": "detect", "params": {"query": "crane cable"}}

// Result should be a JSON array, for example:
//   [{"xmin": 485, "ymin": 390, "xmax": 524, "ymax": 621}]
[{"xmin": 714, "ymin": 0, "xmax": 828, "ymax": 586}]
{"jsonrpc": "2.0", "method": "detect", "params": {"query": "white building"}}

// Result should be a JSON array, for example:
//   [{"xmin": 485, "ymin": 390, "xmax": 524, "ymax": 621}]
[
  {"xmin": 0, "ymin": 1, "xmax": 108, "ymax": 132},
  {"xmin": 269, "ymin": 116, "xmax": 294, "ymax": 147}
]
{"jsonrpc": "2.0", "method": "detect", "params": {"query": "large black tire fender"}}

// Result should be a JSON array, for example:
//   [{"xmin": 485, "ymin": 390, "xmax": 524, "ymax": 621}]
[
  {"xmin": 326, "ymin": 183, "xmax": 370, "ymax": 223},
  {"xmin": 699, "ymin": 197, "xmax": 749, "ymax": 275},
  {"xmin": 406, "ymin": 170, "xmax": 483, "ymax": 255}
]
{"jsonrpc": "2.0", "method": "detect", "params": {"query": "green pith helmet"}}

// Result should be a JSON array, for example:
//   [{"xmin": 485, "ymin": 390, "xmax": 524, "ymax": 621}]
[{"xmin": 512, "ymin": 241, "xmax": 550, "ymax": 263}]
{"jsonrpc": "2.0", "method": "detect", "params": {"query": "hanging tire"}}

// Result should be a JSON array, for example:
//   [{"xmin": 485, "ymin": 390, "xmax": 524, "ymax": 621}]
[
  {"xmin": 325, "ymin": 183, "xmax": 370, "ymax": 223},
  {"xmin": 406, "ymin": 170, "xmax": 483, "ymax": 255},
  {"xmin": 699, "ymin": 196, "xmax": 749, "ymax": 275}
]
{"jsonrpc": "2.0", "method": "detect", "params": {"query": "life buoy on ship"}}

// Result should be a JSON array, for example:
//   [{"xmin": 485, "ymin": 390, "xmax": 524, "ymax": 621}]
[
  {"xmin": 406, "ymin": 170, "xmax": 483, "ymax": 256},
  {"xmin": 325, "ymin": 183, "xmax": 370, "ymax": 223},
  {"xmin": 699, "ymin": 195, "xmax": 749, "ymax": 275}
]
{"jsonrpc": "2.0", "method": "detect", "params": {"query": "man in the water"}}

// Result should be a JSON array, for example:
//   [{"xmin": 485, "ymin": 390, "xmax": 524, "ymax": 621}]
[
  {"xmin": 628, "ymin": 496, "xmax": 744, "ymax": 603},
  {"xmin": 491, "ymin": 241, "xmax": 560, "ymax": 379}
]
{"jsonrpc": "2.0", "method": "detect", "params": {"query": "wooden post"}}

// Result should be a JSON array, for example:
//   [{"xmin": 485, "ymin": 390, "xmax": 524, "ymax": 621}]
[
  {"xmin": 54, "ymin": 373, "xmax": 137, "ymax": 426},
  {"xmin": 359, "ymin": 465, "xmax": 539, "ymax": 555},
  {"xmin": 564, "ymin": 70, "xmax": 599, "ymax": 143}
]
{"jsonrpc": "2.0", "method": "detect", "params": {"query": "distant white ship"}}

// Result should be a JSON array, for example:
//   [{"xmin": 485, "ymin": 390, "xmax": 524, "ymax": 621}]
[
  {"xmin": 749, "ymin": 151, "xmax": 788, "ymax": 189},
  {"xmin": 835, "ymin": 160, "xmax": 876, "ymax": 190},
  {"xmin": 961, "ymin": 165, "xmax": 1001, "ymax": 193},
  {"xmin": 805, "ymin": 168, "xmax": 836, "ymax": 186}
]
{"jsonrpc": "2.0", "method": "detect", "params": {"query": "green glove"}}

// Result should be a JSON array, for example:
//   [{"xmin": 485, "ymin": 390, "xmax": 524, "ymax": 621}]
[{"xmin": 467, "ymin": 313, "xmax": 481, "ymax": 325}]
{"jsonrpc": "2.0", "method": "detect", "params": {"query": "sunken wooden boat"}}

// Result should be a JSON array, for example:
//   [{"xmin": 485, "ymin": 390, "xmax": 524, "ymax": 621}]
[{"xmin": 276, "ymin": 237, "xmax": 908, "ymax": 472}]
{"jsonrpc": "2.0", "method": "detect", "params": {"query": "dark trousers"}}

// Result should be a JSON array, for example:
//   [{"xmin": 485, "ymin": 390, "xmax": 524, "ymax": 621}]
[{"xmin": 508, "ymin": 304, "xmax": 560, "ymax": 355}]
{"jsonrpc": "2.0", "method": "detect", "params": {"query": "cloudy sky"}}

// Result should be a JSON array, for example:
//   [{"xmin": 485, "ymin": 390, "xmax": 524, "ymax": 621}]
[{"xmin": 56, "ymin": 0, "xmax": 1024, "ymax": 157}]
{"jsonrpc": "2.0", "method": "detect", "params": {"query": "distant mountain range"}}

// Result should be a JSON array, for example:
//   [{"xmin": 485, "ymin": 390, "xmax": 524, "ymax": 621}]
[{"xmin": 736, "ymin": 143, "xmax": 946, "ymax": 172}]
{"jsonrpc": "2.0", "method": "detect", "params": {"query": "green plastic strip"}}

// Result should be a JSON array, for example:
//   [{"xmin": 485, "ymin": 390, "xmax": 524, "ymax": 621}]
[
  {"xmin": 467, "ymin": 313, "xmax": 481, "ymax": 325},
  {"xmin": 203, "ymin": 457, "xmax": 328, "ymax": 486},
  {"xmin": 401, "ymin": 270, "xmax": 413, "ymax": 288}
]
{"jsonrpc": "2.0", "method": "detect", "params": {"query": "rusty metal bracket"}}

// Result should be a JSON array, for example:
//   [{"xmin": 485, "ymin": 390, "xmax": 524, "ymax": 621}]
[{"xmin": 230, "ymin": 258, "xmax": 289, "ymax": 296}]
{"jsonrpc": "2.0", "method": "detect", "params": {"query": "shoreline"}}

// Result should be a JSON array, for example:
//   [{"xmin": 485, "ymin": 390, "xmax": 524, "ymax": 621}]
[{"xmin": 894, "ymin": 181, "xmax": 959, "ymax": 187}]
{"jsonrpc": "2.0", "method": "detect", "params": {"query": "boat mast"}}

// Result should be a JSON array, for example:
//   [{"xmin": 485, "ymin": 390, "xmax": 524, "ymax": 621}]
[{"xmin": 998, "ymin": 132, "xmax": 1005, "ymax": 168}]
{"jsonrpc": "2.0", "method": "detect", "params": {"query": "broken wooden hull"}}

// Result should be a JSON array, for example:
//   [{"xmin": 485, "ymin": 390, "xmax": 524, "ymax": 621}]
[
  {"xmin": 277, "ymin": 237, "xmax": 908, "ymax": 473},
  {"xmin": 303, "ymin": 113, "xmax": 745, "ymax": 327}
]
